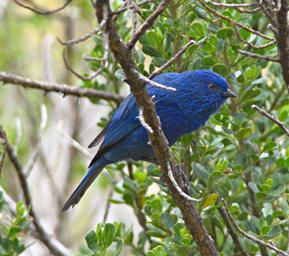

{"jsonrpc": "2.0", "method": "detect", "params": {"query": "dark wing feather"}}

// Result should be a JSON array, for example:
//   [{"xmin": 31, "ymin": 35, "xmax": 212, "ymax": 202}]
[
  {"xmin": 88, "ymin": 93, "xmax": 140, "ymax": 167},
  {"xmin": 88, "ymin": 72, "xmax": 180, "ymax": 167},
  {"xmin": 88, "ymin": 124, "xmax": 109, "ymax": 148}
]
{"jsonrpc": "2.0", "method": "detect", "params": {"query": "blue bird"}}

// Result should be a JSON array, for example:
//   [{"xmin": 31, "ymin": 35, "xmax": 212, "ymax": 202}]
[{"xmin": 62, "ymin": 70, "xmax": 236, "ymax": 211}]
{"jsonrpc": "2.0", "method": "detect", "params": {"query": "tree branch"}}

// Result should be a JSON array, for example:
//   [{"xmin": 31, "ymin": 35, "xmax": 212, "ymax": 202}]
[
  {"xmin": 275, "ymin": 0, "xmax": 289, "ymax": 93},
  {"xmin": 150, "ymin": 39, "xmax": 196, "ymax": 79},
  {"xmin": 222, "ymin": 199, "xmax": 288, "ymax": 256},
  {"xmin": 252, "ymin": 104, "xmax": 289, "ymax": 137},
  {"xmin": 0, "ymin": 128, "xmax": 7, "ymax": 176},
  {"xmin": 94, "ymin": 1, "xmax": 218, "ymax": 255},
  {"xmin": 12, "ymin": 0, "xmax": 72, "ymax": 15},
  {"xmin": 200, "ymin": 1, "xmax": 275, "ymax": 41},
  {"xmin": 0, "ymin": 125, "xmax": 72, "ymax": 256},
  {"xmin": 238, "ymin": 50, "xmax": 279, "ymax": 62},
  {"xmin": 0, "ymin": 71, "xmax": 123, "ymax": 103},
  {"xmin": 127, "ymin": 0, "xmax": 171, "ymax": 49},
  {"xmin": 218, "ymin": 203, "xmax": 248, "ymax": 256}
]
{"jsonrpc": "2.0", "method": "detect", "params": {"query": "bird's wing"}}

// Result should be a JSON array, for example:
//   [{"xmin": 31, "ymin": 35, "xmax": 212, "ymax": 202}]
[
  {"xmin": 88, "ymin": 72, "xmax": 180, "ymax": 166},
  {"xmin": 88, "ymin": 93, "xmax": 140, "ymax": 166}
]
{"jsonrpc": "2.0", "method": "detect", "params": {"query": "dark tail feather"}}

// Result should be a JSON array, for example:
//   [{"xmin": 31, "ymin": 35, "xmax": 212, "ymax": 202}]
[{"xmin": 62, "ymin": 163, "xmax": 103, "ymax": 211}]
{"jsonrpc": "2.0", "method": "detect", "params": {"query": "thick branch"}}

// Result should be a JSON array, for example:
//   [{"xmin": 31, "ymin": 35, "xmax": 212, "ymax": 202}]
[
  {"xmin": 276, "ymin": 0, "xmax": 289, "ymax": 92},
  {"xmin": 0, "ymin": 71, "xmax": 123, "ymax": 103},
  {"xmin": 0, "ymin": 126, "xmax": 72, "ymax": 256},
  {"xmin": 94, "ymin": 1, "xmax": 218, "ymax": 255}
]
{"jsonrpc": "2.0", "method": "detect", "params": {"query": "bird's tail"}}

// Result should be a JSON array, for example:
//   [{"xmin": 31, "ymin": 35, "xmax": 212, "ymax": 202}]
[{"xmin": 62, "ymin": 162, "xmax": 104, "ymax": 211}]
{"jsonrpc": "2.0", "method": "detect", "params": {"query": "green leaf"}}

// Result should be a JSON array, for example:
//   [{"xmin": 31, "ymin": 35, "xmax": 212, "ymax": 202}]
[
  {"xmin": 143, "ymin": 45, "xmax": 161, "ymax": 57},
  {"xmin": 103, "ymin": 223, "xmax": 117, "ymax": 248},
  {"xmin": 85, "ymin": 231, "xmax": 98, "ymax": 253},
  {"xmin": 217, "ymin": 28, "xmax": 233, "ymax": 39},
  {"xmin": 191, "ymin": 23, "xmax": 205, "ymax": 38},
  {"xmin": 212, "ymin": 63, "xmax": 228, "ymax": 76}
]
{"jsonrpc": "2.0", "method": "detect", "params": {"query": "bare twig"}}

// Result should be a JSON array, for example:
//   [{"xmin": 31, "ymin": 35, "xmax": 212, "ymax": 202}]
[
  {"xmin": 200, "ymin": 1, "xmax": 275, "ymax": 41},
  {"xmin": 222, "ymin": 199, "xmax": 288, "ymax": 256},
  {"xmin": 136, "ymin": 71, "xmax": 176, "ymax": 91},
  {"xmin": 167, "ymin": 163, "xmax": 201, "ymax": 202},
  {"xmin": 127, "ymin": 0, "xmax": 171, "ymax": 49},
  {"xmin": 111, "ymin": 0, "xmax": 152, "ymax": 16},
  {"xmin": 0, "ymin": 128, "xmax": 7, "ymax": 176},
  {"xmin": 138, "ymin": 106, "xmax": 153, "ymax": 134},
  {"xmin": 57, "ymin": 125, "xmax": 91, "ymax": 158},
  {"xmin": 0, "ymin": 71, "xmax": 123, "ymax": 103},
  {"xmin": 0, "ymin": 186, "xmax": 17, "ymax": 216},
  {"xmin": 0, "ymin": 125, "xmax": 72, "ymax": 256},
  {"xmin": 57, "ymin": 28, "xmax": 100, "ymax": 46},
  {"xmin": 62, "ymin": 19, "xmax": 109, "ymax": 81},
  {"xmin": 234, "ymin": 7, "xmax": 261, "ymax": 13},
  {"xmin": 252, "ymin": 105, "xmax": 289, "ymax": 137},
  {"xmin": 24, "ymin": 145, "xmax": 40, "ymax": 177},
  {"xmin": 150, "ymin": 39, "xmax": 196, "ymax": 78},
  {"xmin": 218, "ymin": 203, "xmax": 249, "ymax": 256},
  {"xmin": 12, "ymin": 0, "xmax": 72, "ymax": 15},
  {"xmin": 238, "ymin": 50, "xmax": 279, "ymax": 62},
  {"xmin": 206, "ymin": 2, "xmax": 259, "ymax": 7},
  {"xmin": 103, "ymin": 188, "xmax": 114, "ymax": 223},
  {"xmin": 234, "ymin": 27, "xmax": 276, "ymax": 49}
]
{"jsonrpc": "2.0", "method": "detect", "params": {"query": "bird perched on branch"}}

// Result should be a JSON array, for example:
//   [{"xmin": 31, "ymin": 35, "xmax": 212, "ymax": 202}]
[{"xmin": 62, "ymin": 70, "xmax": 236, "ymax": 211}]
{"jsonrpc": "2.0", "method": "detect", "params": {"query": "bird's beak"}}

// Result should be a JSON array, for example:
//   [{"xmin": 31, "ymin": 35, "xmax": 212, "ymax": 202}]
[{"xmin": 223, "ymin": 89, "xmax": 237, "ymax": 98}]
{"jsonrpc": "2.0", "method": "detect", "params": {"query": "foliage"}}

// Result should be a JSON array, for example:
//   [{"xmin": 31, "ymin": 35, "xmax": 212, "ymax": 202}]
[
  {"xmin": 0, "ymin": 192, "xmax": 30, "ymax": 256},
  {"xmin": 0, "ymin": 0, "xmax": 289, "ymax": 255}
]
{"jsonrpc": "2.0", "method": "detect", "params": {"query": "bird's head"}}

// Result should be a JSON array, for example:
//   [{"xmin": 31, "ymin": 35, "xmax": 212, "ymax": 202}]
[
  {"xmin": 187, "ymin": 69, "xmax": 236, "ymax": 100},
  {"xmin": 178, "ymin": 70, "xmax": 236, "ymax": 113}
]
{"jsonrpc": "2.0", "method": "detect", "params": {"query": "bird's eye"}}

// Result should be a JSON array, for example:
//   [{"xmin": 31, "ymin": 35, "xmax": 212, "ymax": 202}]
[{"xmin": 208, "ymin": 83, "xmax": 217, "ymax": 90}]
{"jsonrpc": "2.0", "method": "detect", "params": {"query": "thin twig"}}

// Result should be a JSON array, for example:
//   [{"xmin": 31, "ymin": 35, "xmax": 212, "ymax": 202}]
[
  {"xmin": 200, "ymin": 1, "xmax": 275, "ymax": 41},
  {"xmin": 252, "ymin": 104, "xmax": 289, "ymax": 137},
  {"xmin": 234, "ymin": 6, "xmax": 261, "ymax": 13},
  {"xmin": 103, "ymin": 188, "xmax": 114, "ymax": 223},
  {"xmin": 127, "ymin": 0, "xmax": 171, "ymax": 49},
  {"xmin": 206, "ymin": 1, "xmax": 259, "ymax": 7},
  {"xmin": 138, "ymin": 107, "xmax": 153, "ymax": 134},
  {"xmin": 0, "ymin": 125, "xmax": 72, "ymax": 256},
  {"xmin": 218, "ymin": 203, "xmax": 249, "ymax": 256},
  {"xmin": 167, "ymin": 163, "xmax": 201, "ymax": 202},
  {"xmin": 238, "ymin": 49, "xmax": 279, "ymax": 62},
  {"xmin": 136, "ymin": 71, "xmax": 176, "ymax": 91},
  {"xmin": 112, "ymin": 0, "xmax": 152, "ymax": 16},
  {"xmin": 222, "ymin": 199, "xmax": 288, "ymax": 256},
  {"xmin": 234, "ymin": 27, "xmax": 276, "ymax": 49},
  {"xmin": 0, "ymin": 186, "xmax": 17, "ymax": 216},
  {"xmin": 0, "ymin": 71, "xmax": 123, "ymax": 103},
  {"xmin": 62, "ymin": 20, "xmax": 109, "ymax": 81},
  {"xmin": 24, "ymin": 145, "xmax": 40, "ymax": 177},
  {"xmin": 57, "ymin": 28, "xmax": 100, "ymax": 46},
  {"xmin": 150, "ymin": 39, "xmax": 195, "ymax": 78},
  {"xmin": 12, "ymin": 0, "xmax": 72, "ymax": 15},
  {"xmin": 0, "ymin": 128, "xmax": 7, "ymax": 176}
]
